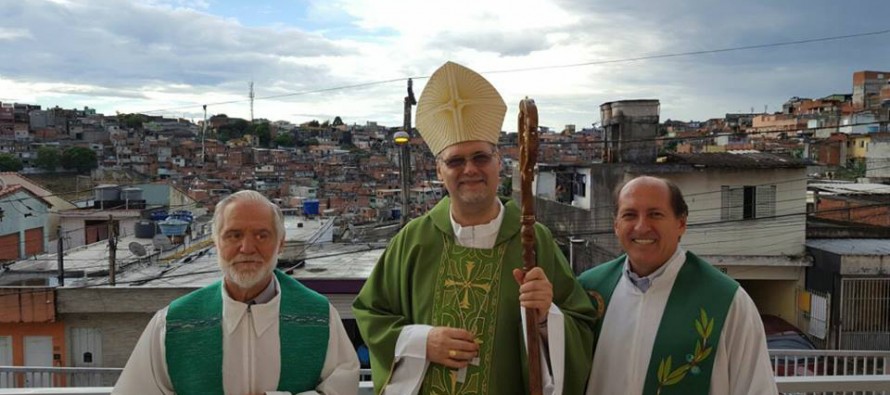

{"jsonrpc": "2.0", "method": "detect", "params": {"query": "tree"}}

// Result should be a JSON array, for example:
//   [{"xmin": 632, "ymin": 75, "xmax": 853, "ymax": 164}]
[
  {"xmin": 61, "ymin": 147, "xmax": 98, "ymax": 174},
  {"xmin": 251, "ymin": 122, "xmax": 272, "ymax": 148},
  {"xmin": 274, "ymin": 133, "xmax": 295, "ymax": 147},
  {"xmin": 0, "ymin": 154, "xmax": 23, "ymax": 171},
  {"xmin": 332, "ymin": 116, "xmax": 344, "ymax": 126},
  {"xmin": 118, "ymin": 113, "xmax": 147, "ymax": 130},
  {"xmin": 35, "ymin": 147, "xmax": 61, "ymax": 171}
]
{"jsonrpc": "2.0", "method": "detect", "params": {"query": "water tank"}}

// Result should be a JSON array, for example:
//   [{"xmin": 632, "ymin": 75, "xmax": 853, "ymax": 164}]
[
  {"xmin": 121, "ymin": 187, "xmax": 143, "ymax": 201},
  {"xmin": 303, "ymin": 199, "xmax": 320, "ymax": 216},
  {"xmin": 134, "ymin": 220, "xmax": 157, "ymax": 238},
  {"xmin": 95, "ymin": 184, "xmax": 120, "ymax": 201}
]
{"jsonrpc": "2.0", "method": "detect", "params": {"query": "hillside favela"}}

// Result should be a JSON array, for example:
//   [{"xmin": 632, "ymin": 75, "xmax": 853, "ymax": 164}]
[
  {"xmin": 0, "ymin": 68, "xmax": 888, "ymax": 394},
  {"xmin": 2, "ymin": 3, "xmax": 890, "ymax": 395}
]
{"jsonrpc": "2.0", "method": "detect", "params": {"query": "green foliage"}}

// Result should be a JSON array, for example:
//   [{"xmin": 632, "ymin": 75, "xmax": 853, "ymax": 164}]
[
  {"xmin": 250, "ymin": 122, "xmax": 272, "ymax": 148},
  {"xmin": 274, "ymin": 133, "xmax": 295, "ymax": 147},
  {"xmin": 118, "ymin": 113, "xmax": 147, "ymax": 130},
  {"xmin": 332, "ymin": 116, "xmax": 344, "ymax": 126},
  {"xmin": 35, "ymin": 147, "xmax": 61, "ymax": 171},
  {"xmin": 61, "ymin": 147, "xmax": 98, "ymax": 174},
  {"xmin": 0, "ymin": 154, "xmax": 23, "ymax": 171},
  {"xmin": 217, "ymin": 118, "xmax": 250, "ymax": 142}
]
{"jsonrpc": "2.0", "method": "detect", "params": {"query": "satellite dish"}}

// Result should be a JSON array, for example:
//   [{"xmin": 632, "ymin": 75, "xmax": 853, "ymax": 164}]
[
  {"xmin": 128, "ymin": 242, "xmax": 147, "ymax": 257},
  {"xmin": 152, "ymin": 234, "xmax": 174, "ymax": 251}
]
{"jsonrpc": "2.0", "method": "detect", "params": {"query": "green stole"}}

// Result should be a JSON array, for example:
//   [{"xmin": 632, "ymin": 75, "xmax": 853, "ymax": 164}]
[
  {"xmin": 419, "ymin": 238, "xmax": 508, "ymax": 395},
  {"xmin": 165, "ymin": 269, "xmax": 330, "ymax": 394},
  {"xmin": 578, "ymin": 251, "xmax": 738, "ymax": 395}
]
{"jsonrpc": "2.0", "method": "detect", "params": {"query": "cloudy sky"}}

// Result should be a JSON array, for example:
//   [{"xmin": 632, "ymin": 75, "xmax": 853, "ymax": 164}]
[{"xmin": 1, "ymin": 0, "xmax": 888, "ymax": 131}]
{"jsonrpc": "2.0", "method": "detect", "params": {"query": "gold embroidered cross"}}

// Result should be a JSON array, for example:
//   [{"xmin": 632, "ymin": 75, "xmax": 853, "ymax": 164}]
[{"xmin": 443, "ymin": 261, "xmax": 492, "ymax": 309}]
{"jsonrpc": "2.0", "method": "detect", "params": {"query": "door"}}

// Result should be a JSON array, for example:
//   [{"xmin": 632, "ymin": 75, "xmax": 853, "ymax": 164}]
[
  {"xmin": 70, "ymin": 328, "xmax": 103, "ymax": 386},
  {"xmin": 0, "ymin": 336, "xmax": 12, "ymax": 388},
  {"xmin": 23, "ymin": 336, "xmax": 53, "ymax": 387}
]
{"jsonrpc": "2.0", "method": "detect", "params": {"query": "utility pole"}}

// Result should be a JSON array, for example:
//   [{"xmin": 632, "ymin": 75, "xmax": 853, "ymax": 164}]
[
  {"xmin": 201, "ymin": 104, "xmax": 207, "ymax": 166},
  {"xmin": 57, "ymin": 226, "xmax": 64, "ymax": 286},
  {"xmin": 108, "ymin": 215, "xmax": 116, "ymax": 286},
  {"xmin": 400, "ymin": 79, "xmax": 417, "ymax": 228}
]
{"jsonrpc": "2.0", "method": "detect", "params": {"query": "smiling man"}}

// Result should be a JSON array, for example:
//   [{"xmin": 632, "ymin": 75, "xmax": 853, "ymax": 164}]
[
  {"xmin": 114, "ymin": 190, "xmax": 359, "ymax": 395},
  {"xmin": 353, "ymin": 61, "xmax": 595, "ymax": 395},
  {"xmin": 578, "ymin": 176, "xmax": 776, "ymax": 395}
]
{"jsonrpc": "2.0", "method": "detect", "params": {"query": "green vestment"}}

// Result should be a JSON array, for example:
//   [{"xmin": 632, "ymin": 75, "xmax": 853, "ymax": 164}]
[
  {"xmin": 578, "ymin": 251, "xmax": 738, "ymax": 395},
  {"xmin": 166, "ymin": 269, "xmax": 329, "ymax": 394},
  {"xmin": 353, "ymin": 197, "xmax": 596, "ymax": 395}
]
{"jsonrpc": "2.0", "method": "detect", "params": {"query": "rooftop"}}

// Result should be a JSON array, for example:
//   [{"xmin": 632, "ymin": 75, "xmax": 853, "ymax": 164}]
[{"xmin": 806, "ymin": 238, "xmax": 890, "ymax": 255}]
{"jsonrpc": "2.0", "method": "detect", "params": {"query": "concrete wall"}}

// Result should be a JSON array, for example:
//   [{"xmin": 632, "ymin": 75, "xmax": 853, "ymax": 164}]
[
  {"xmin": 740, "ymin": 279, "xmax": 800, "ymax": 322},
  {"xmin": 60, "ymin": 312, "xmax": 154, "ymax": 368},
  {"xmin": 0, "ymin": 190, "xmax": 50, "ymax": 258},
  {"xmin": 866, "ymin": 140, "xmax": 890, "ymax": 178},
  {"xmin": 669, "ymin": 168, "xmax": 807, "ymax": 256},
  {"xmin": 57, "ymin": 287, "xmax": 193, "ymax": 368}
]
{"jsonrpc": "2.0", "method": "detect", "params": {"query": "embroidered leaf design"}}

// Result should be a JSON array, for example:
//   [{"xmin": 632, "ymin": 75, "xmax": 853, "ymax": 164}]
[
  {"xmin": 658, "ymin": 355, "xmax": 673, "ymax": 383},
  {"xmin": 695, "ymin": 319, "xmax": 705, "ymax": 338},
  {"xmin": 664, "ymin": 364, "xmax": 691, "ymax": 386},
  {"xmin": 700, "ymin": 346, "xmax": 713, "ymax": 362},
  {"xmin": 694, "ymin": 340, "xmax": 702, "ymax": 356},
  {"xmin": 705, "ymin": 317, "xmax": 715, "ymax": 339}
]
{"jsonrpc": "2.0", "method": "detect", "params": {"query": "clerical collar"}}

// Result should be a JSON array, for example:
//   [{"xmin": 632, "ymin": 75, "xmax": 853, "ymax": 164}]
[
  {"xmin": 450, "ymin": 199, "xmax": 504, "ymax": 249},
  {"xmin": 624, "ymin": 247, "xmax": 685, "ymax": 293},
  {"xmin": 245, "ymin": 275, "xmax": 278, "ymax": 305}
]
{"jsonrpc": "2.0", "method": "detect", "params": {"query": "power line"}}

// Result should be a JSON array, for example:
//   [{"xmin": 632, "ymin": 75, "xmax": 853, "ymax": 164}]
[{"xmin": 132, "ymin": 28, "xmax": 890, "ymax": 115}]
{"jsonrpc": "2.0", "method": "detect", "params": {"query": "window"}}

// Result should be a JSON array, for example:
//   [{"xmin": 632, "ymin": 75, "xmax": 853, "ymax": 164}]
[
  {"xmin": 721, "ymin": 184, "xmax": 775, "ymax": 220},
  {"xmin": 574, "ymin": 174, "xmax": 587, "ymax": 197}
]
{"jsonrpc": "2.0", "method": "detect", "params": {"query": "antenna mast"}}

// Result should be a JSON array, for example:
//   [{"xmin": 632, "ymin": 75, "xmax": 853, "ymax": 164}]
[
  {"xmin": 249, "ymin": 81, "xmax": 255, "ymax": 123},
  {"xmin": 201, "ymin": 104, "xmax": 207, "ymax": 166}
]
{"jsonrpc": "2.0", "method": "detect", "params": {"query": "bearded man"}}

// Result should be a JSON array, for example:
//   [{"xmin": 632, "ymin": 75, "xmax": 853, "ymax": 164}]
[{"xmin": 114, "ymin": 190, "xmax": 359, "ymax": 395}]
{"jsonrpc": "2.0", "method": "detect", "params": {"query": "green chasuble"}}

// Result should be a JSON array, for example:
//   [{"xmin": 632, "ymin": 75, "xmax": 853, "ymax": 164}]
[
  {"xmin": 578, "ymin": 251, "xmax": 738, "ymax": 395},
  {"xmin": 353, "ymin": 197, "xmax": 596, "ymax": 395},
  {"xmin": 166, "ymin": 269, "xmax": 329, "ymax": 394}
]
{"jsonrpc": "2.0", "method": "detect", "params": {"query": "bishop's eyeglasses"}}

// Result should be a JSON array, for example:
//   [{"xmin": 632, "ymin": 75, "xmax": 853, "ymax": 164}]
[{"xmin": 438, "ymin": 150, "xmax": 498, "ymax": 170}]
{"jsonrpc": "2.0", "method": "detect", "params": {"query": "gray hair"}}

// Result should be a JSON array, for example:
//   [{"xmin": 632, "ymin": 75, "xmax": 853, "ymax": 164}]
[{"xmin": 212, "ymin": 190, "xmax": 285, "ymax": 243}]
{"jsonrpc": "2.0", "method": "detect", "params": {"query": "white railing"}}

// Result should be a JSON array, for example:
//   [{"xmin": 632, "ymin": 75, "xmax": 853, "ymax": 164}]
[
  {"xmin": 0, "ymin": 367, "xmax": 373, "ymax": 395},
  {"xmin": 2, "ymin": 362, "xmax": 890, "ymax": 394},
  {"xmin": 770, "ymin": 349, "xmax": 890, "ymax": 394},
  {"xmin": 770, "ymin": 349, "xmax": 890, "ymax": 377}
]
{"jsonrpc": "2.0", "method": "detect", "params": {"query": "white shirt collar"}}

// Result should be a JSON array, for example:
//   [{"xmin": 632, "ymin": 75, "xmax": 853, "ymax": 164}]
[
  {"xmin": 623, "ymin": 247, "xmax": 686, "ymax": 293},
  {"xmin": 450, "ymin": 199, "xmax": 504, "ymax": 249},
  {"xmin": 221, "ymin": 274, "xmax": 280, "ymax": 336}
]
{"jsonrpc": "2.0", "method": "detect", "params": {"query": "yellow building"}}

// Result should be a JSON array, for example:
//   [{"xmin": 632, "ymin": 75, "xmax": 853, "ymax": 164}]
[{"xmin": 848, "ymin": 134, "xmax": 872, "ymax": 161}]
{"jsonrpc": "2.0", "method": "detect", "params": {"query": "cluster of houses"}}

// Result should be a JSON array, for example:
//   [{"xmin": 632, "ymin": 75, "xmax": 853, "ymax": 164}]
[{"xmin": 0, "ymin": 70, "xmax": 888, "ymax": 384}]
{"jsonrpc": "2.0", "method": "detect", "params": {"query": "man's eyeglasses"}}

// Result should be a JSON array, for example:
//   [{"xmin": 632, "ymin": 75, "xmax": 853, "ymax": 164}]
[{"xmin": 438, "ymin": 151, "xmax": 498, "ymax": 169}]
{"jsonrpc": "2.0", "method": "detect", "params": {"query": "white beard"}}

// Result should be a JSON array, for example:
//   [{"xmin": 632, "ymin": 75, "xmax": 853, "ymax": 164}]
[{"xmin": 220, "ymin": 257, "xmax": 275, "ymax": 289}]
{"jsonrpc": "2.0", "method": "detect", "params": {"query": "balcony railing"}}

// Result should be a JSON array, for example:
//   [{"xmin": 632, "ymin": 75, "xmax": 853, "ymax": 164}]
[{"xmin": 1, "ymin": 355, "xmax": 890, "ymax": 394}]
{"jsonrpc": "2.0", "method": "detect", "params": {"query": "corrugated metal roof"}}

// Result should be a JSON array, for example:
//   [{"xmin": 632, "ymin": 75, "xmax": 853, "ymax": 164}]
[
  {"xmin": 806, "ymin": 239, "xmax": 890, "ymax": 255},
  {"xmin": 809, "ymin": 183, "xmax": 890, "ymax": 195},
  {"xmin": 664, "ymin": 152, "xmax": 807, "ymax": 169}
]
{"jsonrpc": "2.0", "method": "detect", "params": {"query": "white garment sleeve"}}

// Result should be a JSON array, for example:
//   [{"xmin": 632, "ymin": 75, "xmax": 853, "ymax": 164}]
[
  {"xmin": 382, "ymin": 324, "xmax": 433, "ymax": 395},
  {"xmin": 294, "ymin": 304, "xmax": 361, "ymax": 395},
  {"xmin": 710, "ymin": 289, "xmax": 778, "ymax": 395},
  {"xmin": 521, "ymin": 303, "xmax": 565, "ymax": 395},
  {"xmin": 112, "ymin": 308, "xmax": 174, "ymax": 395}
]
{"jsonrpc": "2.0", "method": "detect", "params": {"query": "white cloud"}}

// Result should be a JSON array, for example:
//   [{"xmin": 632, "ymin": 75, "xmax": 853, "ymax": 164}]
[{"xmin": 1, "ymin": 0, "xmax": 888, "ymax": 130}]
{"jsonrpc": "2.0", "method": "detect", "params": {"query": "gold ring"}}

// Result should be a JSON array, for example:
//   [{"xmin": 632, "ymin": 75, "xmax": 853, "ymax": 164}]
[{"xmin": 449, "ymin": 350, "xmax": 457, "ymax": 358}]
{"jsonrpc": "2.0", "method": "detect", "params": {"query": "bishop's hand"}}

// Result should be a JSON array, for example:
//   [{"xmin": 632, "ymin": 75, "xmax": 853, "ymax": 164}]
[
  {"xmin": 513, "ymin": 267, "xmax": 552, "ymax": 324},
  {"xmin": 426, "ymin": 327, "xmax": 479, "ymax": 369}
]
